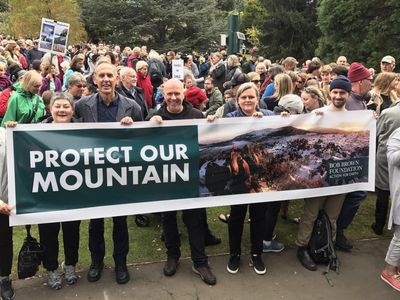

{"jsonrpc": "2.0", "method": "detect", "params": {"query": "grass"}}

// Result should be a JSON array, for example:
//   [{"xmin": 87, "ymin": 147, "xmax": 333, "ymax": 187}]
[{"xmin": 10, "ymin": 192, "xmax": 390, "ymax": 275}]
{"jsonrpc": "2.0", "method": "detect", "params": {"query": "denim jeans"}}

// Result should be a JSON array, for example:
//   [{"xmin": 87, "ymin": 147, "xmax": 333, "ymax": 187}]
[{"xmin": 337, "ymin": 191, "xmax": 368, "ymax": 230}]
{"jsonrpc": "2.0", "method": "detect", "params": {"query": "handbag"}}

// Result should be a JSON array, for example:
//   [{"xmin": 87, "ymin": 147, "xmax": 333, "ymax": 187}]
[{"xmin": 17, "ymin": 225, "xmax": 45, "ymax": 279}]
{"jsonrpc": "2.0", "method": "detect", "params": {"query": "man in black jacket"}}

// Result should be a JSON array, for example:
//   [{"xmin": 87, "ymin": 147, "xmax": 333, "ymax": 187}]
[
  {"xmin": 150, "ymin": 79, "xmax": 217, "ymax": 286},
  {"xmin": 116, "ymin": 67, "xmax": 148, "ymax": 119}
]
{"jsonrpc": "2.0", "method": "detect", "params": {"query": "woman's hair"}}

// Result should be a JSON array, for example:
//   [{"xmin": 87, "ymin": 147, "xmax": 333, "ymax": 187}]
[
  {"xmin": 148, "ymin": 49, "xmax": 162, "ymax": 62},
  {"xmin": 67, "ymin": 72, "xmax": 85, "ymax": 87},
  {"xmin": 183, "ymin": 71, "xmax": 196, "ymax": 87},
  {"xmin": 236, "ymin": 82, "xmax": 260, "ymax": 100},
  {"xmin": 211, "ymin": 52, "xmax": 222, "ymax": 60},
  {"xmin": 135, "ymin": 60, "xmax": 148, "ymax": 71},
  {"xmin": 272, "ymin": 73, "xmax": 293, "ymax": 100},
  {"xmin": 255, "ymin": 62, "xmax": 266, "ymax": 73},
  {"xmin": 227, "ymin": 55, "xmax": 241, "ymax": 68},
  {"xmin": 268, "ymin": 65, "xmax": 284, "ymax": 81},
  {"xmin": 42, "ymin": 64, "xmax": 55, "ymax": 76},
  {"xmin": 20, "ymin": 70, "xmax": 42, "ymax": 92},
  {"xmin": 372, "ymin": 72, "xmax": 398, "ymax": 100},
  {"xmin": 70, "ymin": 54, "xmax": 85, "ymax": 69},
  {"xmin": 302, "ymin": 86, "xmax": 326, "ymax": 105},
  {"xmin": 50, "ymin": 92, "xmax": 75, "ymax": 109},
  {"xmin": 104, "ymin": 51, "xmax": 116, "ymax": 65}
]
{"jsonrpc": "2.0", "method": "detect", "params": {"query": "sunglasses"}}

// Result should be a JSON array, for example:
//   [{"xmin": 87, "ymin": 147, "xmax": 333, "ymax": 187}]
[
  {"xmin": 76, "ymin": 84, "xmax": 87, "ymax": 88},
  {"xmin": 251, "ymin": 80, "xmax": 260, "ymax": 84}
]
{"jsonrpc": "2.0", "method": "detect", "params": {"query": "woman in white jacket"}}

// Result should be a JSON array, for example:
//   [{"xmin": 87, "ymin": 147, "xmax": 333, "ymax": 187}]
[{"xmin": 381, "ymin": 127, "xmax": 400, "ymax": 292}]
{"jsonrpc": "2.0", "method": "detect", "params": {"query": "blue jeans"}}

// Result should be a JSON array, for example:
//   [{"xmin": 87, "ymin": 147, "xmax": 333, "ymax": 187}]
[{"xmin": 337, "ymin": 191, "xmax": 368, "ymax": 230}]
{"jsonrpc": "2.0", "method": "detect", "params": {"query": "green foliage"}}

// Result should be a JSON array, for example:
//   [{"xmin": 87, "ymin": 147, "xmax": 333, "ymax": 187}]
[
  {"xmin": 240, "ymin": 0, "xmax": 267, "ymax": 48},
  {"xmin": 258, "ymin": 0, "xmax": 320, "ymax": 63},
  {"xmin": 5, "ymin": 0, "xmax": 86, "ymax": 43},
  {"xmin": 79, "ymin": 0, "xmax": 227, "ymax": 52},
  {"xmin": 317, "ymin": 0, "xmax": 400, "ymax": 68}
]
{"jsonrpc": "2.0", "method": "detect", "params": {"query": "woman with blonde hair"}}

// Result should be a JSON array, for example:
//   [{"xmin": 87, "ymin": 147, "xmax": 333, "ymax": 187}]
[
  {"xmin": 369, "ymin": 72, "xmax": 399, "ymax": 114},
  {"xmin": 1, "ymin": 70, "xmax": 45, "ymax": 126},
  {"xmin": 261, "ymin": 73, "xmax": 293, "ymax": 111}
]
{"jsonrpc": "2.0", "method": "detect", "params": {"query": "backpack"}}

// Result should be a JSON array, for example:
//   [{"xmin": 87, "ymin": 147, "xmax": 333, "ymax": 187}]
[
  {"xmin": 17, "ymin": 225, "xmax": 45, "ymax": 279},
  {"xmin": 148, "ymin": 62, "xmax": 163, "ymax": 86},
  {"xmin": 308, "ymin": 209, "xmax": 339, "ymax": 286}
]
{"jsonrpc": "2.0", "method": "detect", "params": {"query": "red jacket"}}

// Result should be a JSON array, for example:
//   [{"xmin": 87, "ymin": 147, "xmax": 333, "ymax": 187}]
[
  {"xmin": 136, "ymin": 72, "xmax": 154, "ymax": 109},
  {"xmin": 184, "ymin": 86, "xmax": 207, "ymax": 110},
  {"xmin": 0, "ymin": 88, "xmax": 14, "ymax": 117}
]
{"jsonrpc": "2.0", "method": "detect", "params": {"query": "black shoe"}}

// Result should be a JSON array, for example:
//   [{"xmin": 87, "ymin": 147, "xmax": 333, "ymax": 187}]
[
  {"xmin": 297, "ymin": 247, "xmax": 317, "ymax": 271},
  {"xmin": 87, "ymin": 261, "xmax": 104, "ymax": 282},
  {"xmin": 205, "ymin": 234, "xmax": 221, "ymax": 246},
  {"xmin": 0, "ymin": 277, "xmax": 15, "ymax": 300},
  {"xmin": 335, "ymin": 230, "xmax": 353, "ymax": 252},
  {"xmin": 192, "ymin": 265, "xmax": 216, "ymax": 285},
  {"xmin": 115, "ymin": 264, "xmax": 130, "ymax": 284},
  {"xmin": 227, "ymin": 254, "xmax": 240, "ymax": 274},
  {"xmin": 163, "ymin": 257, "xmax": 179, "ymax": 276},
  {"xmin": 371, "ymin": 223, "xmax": 384, "ymax": 235}
]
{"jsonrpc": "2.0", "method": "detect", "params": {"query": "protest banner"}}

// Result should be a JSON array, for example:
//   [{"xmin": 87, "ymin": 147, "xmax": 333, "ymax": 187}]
[
  {"xmin": 38, "ymin": 18, "xmax": 70, "ymax": 55},
  {"xmin": 7, "ymin": 111, "xmax": 375, "ymax": 226}
]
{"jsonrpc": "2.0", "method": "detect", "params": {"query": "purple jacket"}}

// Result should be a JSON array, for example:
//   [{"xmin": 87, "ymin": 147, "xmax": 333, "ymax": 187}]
[{"xmin": 39, "ymin": 76, "xmax": 62, "ymax": 96}]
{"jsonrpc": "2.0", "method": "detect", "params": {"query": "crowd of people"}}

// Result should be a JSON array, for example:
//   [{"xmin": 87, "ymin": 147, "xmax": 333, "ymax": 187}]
[{"xmin": 0, "ymin": 35, "xmax": 399, "ymax": 299}]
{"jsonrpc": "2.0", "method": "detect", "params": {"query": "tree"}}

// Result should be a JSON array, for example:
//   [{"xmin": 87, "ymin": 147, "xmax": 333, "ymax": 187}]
[
  {"xmin": 79, "ymin": 0, "xmax": 227, "ymax": 52},
  {"xmin": 317, "ymin": 0, "xmax": 400, "ymax": 68},
  {"xmin": 240, "ymin": 0, "xmax": 268, "ymax": 48},
  {"xmin": 6, "ymin": 0, "xmax": 86, "ymax": 43},
  {"xmin": 258, "ymin": 0, "xmax": 320, "ymax": 63}
]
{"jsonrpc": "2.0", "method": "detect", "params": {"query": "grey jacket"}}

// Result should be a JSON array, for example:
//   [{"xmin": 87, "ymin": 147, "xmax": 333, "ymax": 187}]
[
  {"xmin": 376, "ymin": 105, "xmax": 400, "ymax": 190},
  {"xmin": 75, "ymin": 92, "xmax": 143, "ymax": 122},
  {"xmin": 387, "ymin": 127, "xmax": 400, "ymax": 229}
]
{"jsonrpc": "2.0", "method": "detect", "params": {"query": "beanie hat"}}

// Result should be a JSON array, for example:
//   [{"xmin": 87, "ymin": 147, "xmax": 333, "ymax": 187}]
[
  {"xmin": 330, "ymin": 75, "xmax": 352, "ymax": 93},
  {"xmin": 278, "ymin": 94, "xmax": 304, "ymax": 114},
  {"xmin": 347, "ymin": 62, "xmax": 371, "ymax": 82}
]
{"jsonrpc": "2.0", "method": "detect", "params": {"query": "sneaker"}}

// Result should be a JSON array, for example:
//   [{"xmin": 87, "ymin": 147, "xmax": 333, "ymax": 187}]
[
  {"xmin": 62, "ymin": 262, "xmax": 78, "ymax": 285},
  {"xmin": 263, "ymin": 240, "xmax": 285, "ymax": 253},
  {"xmin": 249, "ymin": 254, "xmax": 266, "ymax": 275},
  {"xmin": 192, "ymin": 265, "xmax": 216, "ymax": 285},
  {"xmin": 227, "ymin": 254, "xmax": 240, "ymax": 274},
  {"xmin": 0, "ymin": 277, "xmax": 15, "ymax": 300},
  {"xmin": 47, "ymin": 270, "xmax": 62, "ymax": 290},
  {"xmin": 381, "ymin": 271, "xmax": 400, "ymax": 292}
]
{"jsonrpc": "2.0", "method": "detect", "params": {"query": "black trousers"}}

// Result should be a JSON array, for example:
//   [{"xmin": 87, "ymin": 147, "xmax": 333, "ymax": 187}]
[
  {"xmin": 0, "ymin": 213, "xmax": 12, "ymax": 276},
  {"xmin": 228, "ymin": 202, "xmax": 267, "ymax": 255},
  {"xmin": 374, "ymin": 188, "xmax": 390, "ymax": 230},
  {"xmin": 162, "ymin": 208, "xmax": 208, "ymax": 267},
  {"xmin": 264, "ymin": 201, "xmax": 282, "ymax": 241},
  {"xmin": 89, "ymin": 216, "xmax": 128, "ymax": 266},
  {"xmin": 39, "ymin": 221, "xmax": 81, "ymax": 271}
]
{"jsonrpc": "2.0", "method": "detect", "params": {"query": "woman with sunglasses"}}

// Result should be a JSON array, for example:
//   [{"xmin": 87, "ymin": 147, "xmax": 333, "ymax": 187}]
[{"xmin": 1, "ymin": 70, "xmax": 45, "ymax": 127}]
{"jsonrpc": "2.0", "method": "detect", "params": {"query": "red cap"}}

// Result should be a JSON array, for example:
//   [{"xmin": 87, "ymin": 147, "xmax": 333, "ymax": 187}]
[{"xmin": 348, "ymin": 62, "xmax": 371, "ymax": 82}]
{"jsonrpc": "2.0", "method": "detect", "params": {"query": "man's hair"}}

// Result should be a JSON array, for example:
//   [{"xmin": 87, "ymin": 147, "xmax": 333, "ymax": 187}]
[{"xmin": 119, "ymin": 67, "xmax": 136, "ymax": 78}]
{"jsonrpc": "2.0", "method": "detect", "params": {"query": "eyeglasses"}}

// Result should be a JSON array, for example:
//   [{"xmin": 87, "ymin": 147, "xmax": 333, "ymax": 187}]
[
  {"xmin": 251, "ymin": 80, "xmax": 260, "ymax": 84},
  {"xmin": 76, "ymin": 84, "xmax": 87, "ymax": 88}
]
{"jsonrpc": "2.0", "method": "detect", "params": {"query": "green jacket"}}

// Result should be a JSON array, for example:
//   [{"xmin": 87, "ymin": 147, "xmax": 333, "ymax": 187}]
[{"xmin": 1, "ymin": 82, "xmax": 45, "ymax": 127}]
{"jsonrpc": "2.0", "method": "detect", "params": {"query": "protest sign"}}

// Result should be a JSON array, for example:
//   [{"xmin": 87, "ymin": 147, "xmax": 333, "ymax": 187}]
[
  {"xmin": 172, "ymin": 59, "xmax": 184, "ymax": 80},
  {"xmin": 7, "ymin": 111, "xmax": 375, "ymax": 226},
  {"xmin": 38, "ymin": 18, "xmax": 70, "ymax": 55}
]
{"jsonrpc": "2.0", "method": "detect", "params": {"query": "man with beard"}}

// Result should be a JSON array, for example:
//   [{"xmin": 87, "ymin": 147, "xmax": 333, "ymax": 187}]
[
  {"xmin": 296, "ymin": 76, "xmax": 351, "ymax": 271},
  {"xmin": 203, "ymin": 77, "xmax": 223, "ymax": 116},
  {"xmin": 75, "ymin": 62, "xmax": 143, "ymax": 285},
  {"xmin": 149, "ymin": 79, "xmax": 217, "ymax": 286}
]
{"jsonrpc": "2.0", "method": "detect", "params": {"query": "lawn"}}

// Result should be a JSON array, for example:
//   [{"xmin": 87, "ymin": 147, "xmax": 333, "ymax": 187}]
[{"xmin": 10, "ymin": 192, "xmax": 390, "ymax": 275}]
